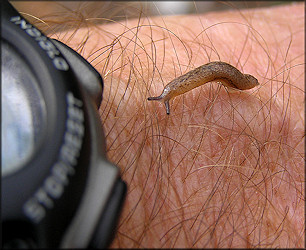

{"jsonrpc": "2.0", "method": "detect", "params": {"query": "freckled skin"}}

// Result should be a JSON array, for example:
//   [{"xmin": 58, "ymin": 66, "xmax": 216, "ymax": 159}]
[{"xmin": 148, "ymin": 61, "xmax": 259, "ymax": 115}]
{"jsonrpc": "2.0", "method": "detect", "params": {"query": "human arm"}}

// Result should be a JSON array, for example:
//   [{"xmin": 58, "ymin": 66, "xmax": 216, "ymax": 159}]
[{"xmin": 15, "ymin": 2, "xmax": 305, "ymax": 247}]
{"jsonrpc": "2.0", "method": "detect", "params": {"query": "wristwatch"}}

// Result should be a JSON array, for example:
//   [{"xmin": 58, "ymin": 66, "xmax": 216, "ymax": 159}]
[{"xmin": 2, "ymin": 0, "xmax": 126, "ymax": 248}]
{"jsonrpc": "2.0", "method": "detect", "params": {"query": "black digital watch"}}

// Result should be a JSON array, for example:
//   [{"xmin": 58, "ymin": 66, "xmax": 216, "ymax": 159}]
[{"xmin": 2, "ymin": 1, "xmax": 127, "ymax": 248}]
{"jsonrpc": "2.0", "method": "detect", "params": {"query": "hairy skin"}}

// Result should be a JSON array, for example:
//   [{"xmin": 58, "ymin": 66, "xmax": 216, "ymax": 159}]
[{"xmin": 20, "ymin": 2, "xmax": 304, "ymax": 248}]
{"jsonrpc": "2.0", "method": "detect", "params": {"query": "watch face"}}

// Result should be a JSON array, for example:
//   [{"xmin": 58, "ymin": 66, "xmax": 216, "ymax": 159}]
[{"xmin": 1, "ymin": 40, "xmax": 47, "ymax": 177}]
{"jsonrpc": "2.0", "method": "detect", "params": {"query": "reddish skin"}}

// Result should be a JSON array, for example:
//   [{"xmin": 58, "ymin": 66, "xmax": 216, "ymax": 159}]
[{"xmin": 42, "ymin": 2, "xmax": 303, "ymax": 248}]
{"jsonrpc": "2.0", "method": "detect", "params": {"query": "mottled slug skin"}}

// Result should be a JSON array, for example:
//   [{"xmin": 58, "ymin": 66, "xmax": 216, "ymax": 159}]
[{"xmin": 148, "ymin": 61, "xmax": 259, "ymax": 114}]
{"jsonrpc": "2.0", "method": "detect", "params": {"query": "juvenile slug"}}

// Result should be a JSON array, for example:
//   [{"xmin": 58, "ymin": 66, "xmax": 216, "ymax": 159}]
[{"xmin": 148, "ymin": 61, "xmax": 259, "ymax": 115}]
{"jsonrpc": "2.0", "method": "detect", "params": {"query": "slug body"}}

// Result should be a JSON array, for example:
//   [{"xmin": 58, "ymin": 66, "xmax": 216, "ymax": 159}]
[{"xmin": 148, "ymin": 61, "xmax": 259, "ymax": 114}]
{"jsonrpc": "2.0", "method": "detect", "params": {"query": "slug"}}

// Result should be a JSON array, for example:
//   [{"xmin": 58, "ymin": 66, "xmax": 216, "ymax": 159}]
[{"xmin": 148, "ymin": 61, "xmax": 259, "ymax": 115}]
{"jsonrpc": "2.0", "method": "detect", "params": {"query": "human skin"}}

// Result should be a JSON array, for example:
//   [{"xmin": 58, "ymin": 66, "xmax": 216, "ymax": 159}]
[{"xmin": 18, "ymin": 2, "xmax": 305, "ymax": 248}]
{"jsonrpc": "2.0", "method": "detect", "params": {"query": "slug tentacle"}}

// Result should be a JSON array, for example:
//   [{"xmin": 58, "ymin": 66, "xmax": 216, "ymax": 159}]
[
  {"xmin": 147, "ymin": 96, "xmax": 162, "ymax": 101},
  {"xmin": 148, "ymin": 93, "xmax": 171, "ymax": 115},
  {"xmin": 164, "ymin": 100, "xmax": 170, "ymax": 115},
  {"xmin": 148, "ymin": 61, "xmax": 259, "ymax": 115}
]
